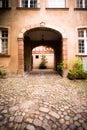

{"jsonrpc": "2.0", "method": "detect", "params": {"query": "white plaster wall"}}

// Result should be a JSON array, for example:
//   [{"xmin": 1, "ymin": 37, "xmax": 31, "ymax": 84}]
[{"xmin": 33, "ymin": 54, "xmax": 54, "ymax": 69}]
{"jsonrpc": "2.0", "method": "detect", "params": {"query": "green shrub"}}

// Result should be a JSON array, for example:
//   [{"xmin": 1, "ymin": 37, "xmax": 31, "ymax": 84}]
[
  {"xmin": 39, "ymin": 55, "xmax": 48, "ymax": 69},
  {"xmin": 68, "ymin": 59, "xmax": 87, "ymax": 79},
  {"xmin": 57, "ymin": 62, "xmax": 64, "ymax": 71},
  {"xmin": 0, "ymin": 70, "xmax": 6, "ymax": 77}
]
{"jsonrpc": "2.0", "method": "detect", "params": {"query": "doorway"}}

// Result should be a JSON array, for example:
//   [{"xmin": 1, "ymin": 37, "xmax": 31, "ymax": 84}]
[{"xmin": 23, "ymin": 27, "xmax": 63, "ymax": 73}]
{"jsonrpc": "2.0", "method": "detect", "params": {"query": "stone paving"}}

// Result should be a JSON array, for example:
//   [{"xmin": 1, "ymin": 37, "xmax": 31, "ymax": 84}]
[{"xmin": 0, "ymin": 70, "xmax": 87, "ymax": 130}]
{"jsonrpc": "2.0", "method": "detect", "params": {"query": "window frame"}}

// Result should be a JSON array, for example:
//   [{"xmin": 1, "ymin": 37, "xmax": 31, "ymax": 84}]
[
  {"xmin": 19, "ymin": 0, "xmax": 38, "ymax": 8},
  {"xmin": 0, "ymin": 0, "xmax": 11, "ymax": 9},
  {"xmin": 77, "ymin": 29, "xmax": 87, "ymax": 55},
  {"xmin": 0, "ymin": 28, "xmax": 8, "ymax": 55},
  {"xmin": 46, "ymin": 0, "xmax": 66, "ymax": 8},
  {"xmin": 76, "ymin": 0, "xmax": 87, "ymax": 8}
]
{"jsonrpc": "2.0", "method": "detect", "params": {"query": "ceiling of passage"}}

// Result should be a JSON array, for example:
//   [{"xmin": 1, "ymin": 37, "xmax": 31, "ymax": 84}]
[{"xmin": 24, "ymin": 27, "xmax": 62, "ymax": 41}]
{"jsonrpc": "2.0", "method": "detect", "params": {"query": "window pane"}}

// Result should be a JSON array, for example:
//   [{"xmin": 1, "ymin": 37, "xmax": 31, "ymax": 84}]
[
  {"xmin": 78, "ymin": 29, "xmax": 87, "ymax": 55},
  {"xmin": 30, "ymin": 0, "xmax": 37, "ymax": 8},
  {"xmin": 2, "ymin": 39, "xmax": 8, "ymax": 53},
  {"xmin": 85, "ymin": 0, "xmax": 87, "ymax": 8},
  {"xmin": 79, "ymin": 0, "xmax": 83, "ymax": 7},
  {"xmin": 2, "ymin": 30, "xmax": 8, "ymax": 37},
  {"xmin": 22, "ymin": 0, "xmax": 28, "ymax": 7},
  {"xmin": 77, "ymin": 0, "xmax": 87, "ymax": 8},
  {"xmin": 21, "ymin": 0, "xmax": 37, "ymax": 8},
  {"xmin": 0, "ymin": 1, "xmax": 2, "ymax": 7},
  {"xmin": 2, "ymin": 0, "xmax": 8, "ymax": 8},
  {"xmin": 47, "ymin": 0, "xmax": 65, "ymax": 8},
  {"xmin": 78, "ymin": 30, "xmax": 84, "ymax": 37},
  {"xmin": 77, "ymin": 0, "xmax": 83, "ymax": 8},
  {"xmin": 78, "ymin": 40, "xmax": 84, "ymax": 53},
  {"xmin": 0, "ymin": 29, "xmax": 8, "ymax": 53}
]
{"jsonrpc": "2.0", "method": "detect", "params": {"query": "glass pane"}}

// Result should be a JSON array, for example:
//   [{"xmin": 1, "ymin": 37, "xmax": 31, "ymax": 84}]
[
  {"xmin": 48, "ymin": 0, "xmax": 65, "ymax": 8},
  {"xmin": 2, "ymin": 39, "xmax": 8, "ymax": 52},
  {"xmin": 77, "ymin": 0, "xmax": 79, "ymax": 7},
  {"xmin": 0, "ymin": 1, "xmax": 2, "ymax": 7},
  {"xmin": 2, "ymin": 0, "xmax": 8, "ymax": 8},
  {"xmin": 2, "ymin": 30, "xmax": 8, "ymax": 37},
  {"xmin": 78, "ymin": 40, "xmax": 84, "ymax": 53},
  {"xmin": 30, "ymin": 0, "xmax": 37, "ymax": 8},
  {"xmin": 82, "ymin": 57, "xmax": 87, "ymax": 72},
  {"xmin": 79, "ymin": 0, "xmax": 83, "ymax": 7},
  {"xmin": 78, "ymin": 30, "xmax": 84, "ymax": 37},
  {"xmin": 22, "ymin": 0, "xmax": 28, "ymax": 7},
  {"xmin": 77, "ymin": 0, "xmax": 83, "ymax": 8},
  {"xmin": 85, "ymin": 0, "xmax": 87, "ymax": 8}
]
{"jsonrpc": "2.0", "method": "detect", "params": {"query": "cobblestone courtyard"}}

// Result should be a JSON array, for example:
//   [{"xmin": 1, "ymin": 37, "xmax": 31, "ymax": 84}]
[{"xmin": 0, "ymin": 70, "xmax": 87, "ymax": 130}]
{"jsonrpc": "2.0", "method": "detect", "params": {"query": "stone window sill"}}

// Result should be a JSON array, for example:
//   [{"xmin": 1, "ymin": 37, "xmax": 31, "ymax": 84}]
[
  {"xmin": 74, "ymin": 8, "xmax": 87, "ymax": 11},
  {"xmin": 16, "ymin": 7, "xmax": 40, "ymax": 10},
  {"xmin": 0, "ymin": 7, "xmax": 11, "ymax": 10},
  {"xmin": 76, "ymin": 54, "xmax": 87, "ymax": 57},
  {"xmin": 46, "ymin": 8, "xmax": 69, "ymax": 10},
  {"xmin": 0, "ymin": 53, "xmax": 10, "ymax": 57}
]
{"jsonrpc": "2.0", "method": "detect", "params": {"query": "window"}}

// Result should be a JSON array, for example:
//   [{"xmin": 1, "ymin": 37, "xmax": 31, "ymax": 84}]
[
  {"xmin": 82, "ymin": 57, "xmax": 87, "ymax": 72},
  {"xmin": 78, "ymin": 29, "xmax": 87, "ymax": 55},
  {"xmin": 20, "ymin": 0, "xmax": 37, "ymax": 8},
  {"xmin": 0, "ymin": 29, "xmax": 8, "ymax": 53},
  {"xmin": 35, "ymin": 55, "xmax": 39, "ymax": 59},
  {"xmin": 0, "ymin": 0, "xmax": 9, "ymax": 8},
  {"xmin": 47, "ymin": 0, "xmax": 65, "ymax": 8},
  {"xmin": 77, "ymin": 0, "xmax": 87, "ymax": 8}
]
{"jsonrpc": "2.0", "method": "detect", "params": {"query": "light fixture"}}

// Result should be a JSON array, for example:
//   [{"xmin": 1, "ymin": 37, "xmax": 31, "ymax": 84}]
[{"xmin": 41, "ymin": 34, "xmax": 44, "ymax": 44}]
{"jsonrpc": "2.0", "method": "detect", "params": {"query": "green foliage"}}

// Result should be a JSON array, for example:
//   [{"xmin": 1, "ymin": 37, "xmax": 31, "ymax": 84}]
[
  {"xmin": 68, "ymin": 59, "xmax": 87, "ymax": 79},
  {"xmin": 57, "ymin": 62, "xmax": 64, "ymax": 71},
  {"xmin": 0, "ymin": 70, "xmax": 6, "ymax": 77},
  {"xmin": 39, "ymin": 55, "xmax": 48, "ymax": 69}
]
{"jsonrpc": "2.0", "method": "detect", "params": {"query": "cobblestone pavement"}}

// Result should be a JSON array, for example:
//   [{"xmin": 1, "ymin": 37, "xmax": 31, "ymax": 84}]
[{"xmin": 0, "ymin": 70, "xmax": 87, "ymax": 130}]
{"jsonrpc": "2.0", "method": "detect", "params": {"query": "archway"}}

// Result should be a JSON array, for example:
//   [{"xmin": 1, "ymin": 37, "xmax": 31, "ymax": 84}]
[
  {"xmin": 18, "ymin": 24, "xmax": 68, "ymax": 74},
  {"xmin": 23, "ymin": 27, "xmax": 63, "ymax": 73}
]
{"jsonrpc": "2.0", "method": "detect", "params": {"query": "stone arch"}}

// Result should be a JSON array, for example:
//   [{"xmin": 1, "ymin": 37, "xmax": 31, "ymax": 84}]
[
  {"xmin": 17, "ymin": 23, "xmax": 68, "ymax": 74},
  {"xmin": 18, "ymin": 23, "xmax": 67, "ymax": 39}
]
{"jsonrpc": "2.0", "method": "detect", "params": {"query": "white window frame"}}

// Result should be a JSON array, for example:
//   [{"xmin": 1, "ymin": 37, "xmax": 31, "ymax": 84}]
[
  {"xmin": 77, "ymin": 0, "xmax": 87, "ymax": 8},
  {"xmin": 0, "ymin": 0, "xmax": 9, "ymax": 8},
  {"xmin": 82, "ymin": 57, "xmax": 87, "ymax": 72},
  {"xmin": 0, "ymin": 29, "xmax": 8, "ymax": 54},
  {"xmin": 20, "ymin": 0, "xmax": 37, "ymax": 8},
  {"xmin": 47, "ymin": 0, "xmax": 65, "ymax": 8},
  {"xmin": 0, "ymin": 0, "xmax": 2, "ymax": 8},
  {"xmin": 78, "ymin": 29, "xmax": 87, "ymax": 55}
]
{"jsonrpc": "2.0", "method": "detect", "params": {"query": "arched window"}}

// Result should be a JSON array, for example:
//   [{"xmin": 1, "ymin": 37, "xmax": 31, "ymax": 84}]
[{"xmin": 0, "ymin": 28, "xmax": 8, "ymax": 54}]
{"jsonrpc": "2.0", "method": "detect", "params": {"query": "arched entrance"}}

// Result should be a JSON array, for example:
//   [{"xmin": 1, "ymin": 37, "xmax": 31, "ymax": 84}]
[
  {"xmin": 24, "ymin": 27, "xmax": 62, "ymax": 72},
  {"xmin": 18, "ymin": 24, "xmax": 67, "ymax": 74}
]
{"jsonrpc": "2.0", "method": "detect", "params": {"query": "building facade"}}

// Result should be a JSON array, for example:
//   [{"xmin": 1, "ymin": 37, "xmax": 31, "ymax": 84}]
[{"xmin": 0, "ymin": 0, "xmax": 87, "ymax": 74}]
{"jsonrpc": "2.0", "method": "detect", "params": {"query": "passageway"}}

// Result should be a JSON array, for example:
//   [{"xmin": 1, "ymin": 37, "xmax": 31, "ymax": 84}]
[{"xmin": 24, "ymin": 27, "xmax": 63, "ymax": 73}]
